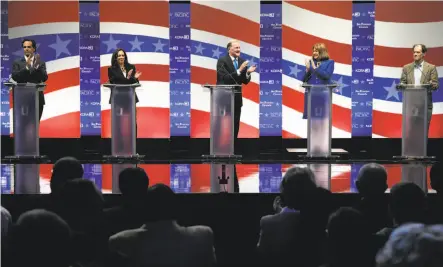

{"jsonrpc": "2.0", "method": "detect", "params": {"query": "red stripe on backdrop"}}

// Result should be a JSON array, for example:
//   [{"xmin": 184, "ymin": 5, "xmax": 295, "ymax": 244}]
[
  {"xmin": 282, "ymin": 26, "xmax": 352, "ymax": 66},
  {"xmin": 282, "ymin": 130, "xmax": 300, "ymax": 139},
  {"xmin": 39, "ymin": 164, "xmax": 53, "ymax": 181},
  {"xmin": 10, "ymin": 68, "xmax": 79, "ymax": 110},
  {"xmin": 101, "ymin": 107, "xmax": 170, "ymax": 138},
  {"xmin": 376, "ymin": 2, "xmax": 443, "ymax": 23},
  {"xmin": 99, "ymin": 1, "xmax": 169, "ymax": 27},
  {"xmin": 285, "ymin": 1, "xmax": 353, "ymax": 20},
  {"xmin": 190, "ymin": 109, "xmax": 259, "ymax": 138},
  {"xmin": 102, "ymin": 164, "xmax": 170, "ymax": 192},
  {"xmin": 282, "ymin": 85, "xmax": 351, "ymax": 133},
  {"xmin": 190, "ymin": 67, "xmax": 260, "ymax": 104},
  {"xmin": 385, "ymin": 165, "xmax": 402, "ymax": 188},
  {"xmin": 100, "ymin": 65, "xmax": 170, "ymax": 84},
  {"xmin": 331, "ymin": 173, "xmax": 351, "ymax": 193},
  {"xmin": 40, "ymin": 111, "xmax": 80, "ymax": 138},
  {"xmin": 190, "ymin": 164, "xmax": 211, "ymax": 193},
  {"xmin": 191, "ymin": 3, "xmax": 260, "ymax": 47},
  {"xmin": 45, "ymin": 68, "xmax": 80, "ymax": 94},
  {"xmin": 373, "ymin": 111, "xmax": 443, "ymax": 138},
  {"xmin": 8, "ymin": 2, "xmax": 79, "ymax": 28},
  {"xmin": 374, "ymin": 46, "xmax": 443, "ymax": 68}
]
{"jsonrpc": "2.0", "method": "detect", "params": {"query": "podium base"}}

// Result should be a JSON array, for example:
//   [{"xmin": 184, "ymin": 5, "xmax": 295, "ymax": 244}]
[
  {"xmin": 3, "ymin": 155, "xmax": 50, "ymax": 164},
  {"xmin": 393, "ymin": 155, "xmax": 435, "ymax": 161},
  {"xmin": 103, "ymin": 154, "xmax": 145, "ymax": 164}
]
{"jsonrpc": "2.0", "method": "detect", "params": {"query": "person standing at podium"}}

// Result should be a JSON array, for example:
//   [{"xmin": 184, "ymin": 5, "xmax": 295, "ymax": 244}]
[
  {"xmin": 11, "ymin": 39, "xmax": 48, "ymax": 121},
  {"xmin": 216, "ymin": 40, "xmax": 257, "ymax": 140},
  {"xmin": 400, "ymin": 44, "xmax": 439, "ymax": 132},
  {"xmin": 108, "ymin": 48, "xmax": 142, "ymax": 139},
  {"xmin": 301, "ymin": 43, "xmax": 335, "ymax": 119}
]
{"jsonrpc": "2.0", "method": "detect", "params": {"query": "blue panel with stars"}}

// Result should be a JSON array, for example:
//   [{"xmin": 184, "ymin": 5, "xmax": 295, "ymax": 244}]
[
  {"xmin": 260, "ymin": 3, "xmax": 282, "ymax": 136},
  {"xmin": 101, "ymin": 34, "xmax": 169, "ymax": 55},
  {"xmin": 1, "ymin": 5, "xmax": 10, "ymax": 135},
  {"xmin": 170, "ymin": 2, "xmax": 191, "ymax": 136},
  {"xmin": 351, "ymin": 2, "xmax": 375, "ymax": 137},
  {"xmin": 80, "ymin": 2, "xmax": 101, "ymax": 136}
]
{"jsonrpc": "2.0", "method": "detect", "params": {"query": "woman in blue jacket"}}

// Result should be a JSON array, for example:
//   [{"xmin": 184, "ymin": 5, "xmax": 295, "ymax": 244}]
[{"xmin": 302, "ymin": 43, "xmax": 334, "ymax": 119}]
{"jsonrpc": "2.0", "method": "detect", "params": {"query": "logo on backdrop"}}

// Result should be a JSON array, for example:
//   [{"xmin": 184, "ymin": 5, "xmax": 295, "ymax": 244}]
[
  {"xmin": 80, "ymin": 2, "xmax": 101, "ymax": 135},
  {"xmin": 170, "ymin": 164, "xmax": 191, "ymax": 193},
  {"xmin": 0, "ymin": 6, "xmax": 10, "ymax": 135},
  {"xmin": 169, "ymin": 3, "xmax": 191, "ymax": 136},
  {"xmin": 259, "ymin": 164, "xmax": 282, "ymax": 193},
  {"xmin": 351, "ymin": 2, "xmax": 374, "ymax": 137},
  {"xmin": 260, "ymin": 3, "xmax": 282, "ymax": 136}
]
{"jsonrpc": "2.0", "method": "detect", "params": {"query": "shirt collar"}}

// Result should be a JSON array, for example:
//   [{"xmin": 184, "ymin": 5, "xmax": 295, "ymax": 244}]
[
  {"xmin": 280, "ymin": 206, "xmax": 299, "ymax": 213},
  {"xmin": 229, "ymin": 55, "xmax": 237, "ymax": 61}
]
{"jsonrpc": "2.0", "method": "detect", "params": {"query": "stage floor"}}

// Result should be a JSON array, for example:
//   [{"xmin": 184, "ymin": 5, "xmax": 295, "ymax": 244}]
[{"xmin": 1, "ymin": 161, "xmax": 436, "ymax": 194}]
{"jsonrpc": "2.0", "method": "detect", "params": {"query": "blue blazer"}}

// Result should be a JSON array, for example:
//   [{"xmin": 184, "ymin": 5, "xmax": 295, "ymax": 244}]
[{"xmin": 302, "ymin": 59, "xmax": 335, "ymax": 118}]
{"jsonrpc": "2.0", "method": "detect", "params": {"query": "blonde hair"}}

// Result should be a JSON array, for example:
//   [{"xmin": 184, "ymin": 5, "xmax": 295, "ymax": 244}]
[{"xmin": 313, "ymin": 43, "xmax": 329, "ymax": 60}]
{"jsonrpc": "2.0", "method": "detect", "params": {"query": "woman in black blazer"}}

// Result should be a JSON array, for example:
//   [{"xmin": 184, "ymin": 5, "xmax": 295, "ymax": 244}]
[
  {"xmin": 108, "ymin": 48, "xmax": 142, "ymax": 104},
  {"xmin": 108, "ymin": 48, "xmax": 142, "ymax": 143}
]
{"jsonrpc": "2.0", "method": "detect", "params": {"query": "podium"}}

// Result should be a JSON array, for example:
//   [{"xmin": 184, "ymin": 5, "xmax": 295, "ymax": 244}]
[
  {"xmin": 103, "ymin": 83, "xmax": 141, "ymax": 193},
  {"xmin": 395, "ymin": 83, "xmax": 433, "ymax": 191},
  {"xmin": 5, "ymin": 82, "xmax": 46, "ymax": 194},
  {"xmin": 301, "ymin": 83, "xmax": 337, "ymax": 189},
  {"xmin": 202, "ymin": 84, "xmax": 241, "ymax": 193}
]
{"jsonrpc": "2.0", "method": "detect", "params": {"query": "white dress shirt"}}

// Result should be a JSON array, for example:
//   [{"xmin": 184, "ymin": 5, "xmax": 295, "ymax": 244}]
[{"xmin": 414, "ymin": 61, "xmax": 424, "ymax": 85}]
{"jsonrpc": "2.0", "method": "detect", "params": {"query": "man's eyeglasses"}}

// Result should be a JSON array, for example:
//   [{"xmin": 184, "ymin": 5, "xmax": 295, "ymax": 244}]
[{"xmin": 23, "ymin": 46, "xmax": 32, "ymax": 49}]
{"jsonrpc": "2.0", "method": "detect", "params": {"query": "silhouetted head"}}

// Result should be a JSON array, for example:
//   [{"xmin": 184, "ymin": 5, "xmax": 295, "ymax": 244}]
[
  {"xmin": 146, "ymin": 183, "xmax": 177, "ymax": 222},
  {"xmin": 58, "ymin": 179, "xmax": 104, "ymax": 232},
  {"xmin": 376, "ymin": 223, "xmax": 443, "ymax": 267},
  {"xmin": 280, "ymin": 167, "xmax": 317, "ymax": 210},
  {"xmin": 356, "ymin": 163, "xmax": 388, "ymax": 198},
  {"xmin": 50, "ymin": 157, "xmax": 84, "ymax": 195},
  {"xmin": 10, "ymin": 209, "xmax": 71, "ymax": 267},
  {"xmin": 119, "ymin": 167, "xmax": 149, "ymax": 199},
  {"xmin": 430, "ymin": 162, "xmax": 443, "ymax": 194},
  {"xmin": 327, "ymin": 207, "xmax": 371, "ymax": 265},
  {"xmin": 390, "ymin": 182, "xmax": 426, "ymax": 225}
]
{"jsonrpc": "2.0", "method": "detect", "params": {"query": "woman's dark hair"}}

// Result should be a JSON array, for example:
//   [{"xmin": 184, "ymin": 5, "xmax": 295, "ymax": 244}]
[{"xmin": 111, "ymin": 48, "xmax": 130, "ymax": 68}]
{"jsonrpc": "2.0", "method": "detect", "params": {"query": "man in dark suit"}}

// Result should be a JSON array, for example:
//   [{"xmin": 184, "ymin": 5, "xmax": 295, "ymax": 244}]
[
  {"xmin": 216, "ymin": 40, "xmax": 256, "ymax": 193},
  {"xmin": 11, "ymin": 39, "xmax": 48, "ymax": 121},
  {"xmin": 216, "ymin": 39, "xmax": 256, "ymax": 140}
]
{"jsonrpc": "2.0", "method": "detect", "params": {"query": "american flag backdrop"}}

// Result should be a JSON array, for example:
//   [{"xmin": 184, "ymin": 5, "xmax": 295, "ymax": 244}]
[{"xmin": 6, "ymin": 1, "xmax": 80, "ymax": 138}]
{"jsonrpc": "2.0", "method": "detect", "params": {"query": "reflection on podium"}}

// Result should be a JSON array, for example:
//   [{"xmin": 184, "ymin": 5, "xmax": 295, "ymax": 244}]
[
  {"xmin": 202, "ymin": 84, "xmax": 241, "ymax": 193},
  {"xmin": 103, "ymin": 83, "xmax": 141, "ymax": 193},
  {"xmin": 395, "ymin": 83, "xmax": 434, "ymax": 192},
  {"xmin": 5, "ymin": 82, "xmax": 46, "ymax": 194},
  {"xmin": 302, "ymin": 83, "xmax": 338, "ymax": 190}
]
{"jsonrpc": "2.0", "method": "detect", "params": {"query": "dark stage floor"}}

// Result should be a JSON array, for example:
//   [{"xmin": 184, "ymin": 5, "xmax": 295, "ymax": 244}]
[{"xmin": 1, "ymin": 136, "xmax": 441, "ymax": 194}]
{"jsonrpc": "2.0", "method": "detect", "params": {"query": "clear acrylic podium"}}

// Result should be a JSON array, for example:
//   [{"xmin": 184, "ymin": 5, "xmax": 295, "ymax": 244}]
[
  {"xmin": 5, "ymin": 82, "xmax": 46, "ymax": 194},
  {"xmin": 103, "ymin": 83, "xmax": 140, "ymax": 193},
  {"xmin": 301, "ymin": 83, "xmax": 337, "ymax": 190},
  {"xmin": 395, "ymin": 83, "xmax": 433, "ymax": 191},
  {"xmin": 202, "ymin": 84, "xmax": 241, "ymax": 193}
]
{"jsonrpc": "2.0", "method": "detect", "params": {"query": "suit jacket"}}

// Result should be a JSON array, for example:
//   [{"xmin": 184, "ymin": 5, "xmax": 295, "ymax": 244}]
[
  {"xmin": 109, "ymin": 220, "xmax": 216, "ymax": 267},
  {"xmin": 216, "ymin": 54, "xmax": 251, "ymax": 107},
  {"xmin": 302, "ymin": 59, "xmax": 335, "ymax": 85},
  {"xmin": 257, "ymin": 210, "xmax": 302, "ymax": 259},
  {"xmin": 400, "ymin": 61, "xmax": 439, "ymax": 110},
  {"xmin": 11, "ymin": 57, "xmax": 48, "ymax": 105},
  {"xmin": 108, "ymin": 64, "xmax": 140, "ymax": 104}
]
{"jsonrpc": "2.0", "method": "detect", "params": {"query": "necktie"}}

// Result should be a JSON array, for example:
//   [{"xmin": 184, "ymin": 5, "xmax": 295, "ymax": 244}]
[{"xmin": 233, "ymin": 58, "xmax": 238, "ymax": 70}]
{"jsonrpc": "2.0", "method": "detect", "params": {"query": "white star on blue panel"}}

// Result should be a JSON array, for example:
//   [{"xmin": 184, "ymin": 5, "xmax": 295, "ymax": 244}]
[
  {"xmin": 152, "ymin": 39, "xmax": 166, "ymax": 52},
  {"xmin": 103, "ymin": 34, "xmax": 121, "ymax": 53},
  {"xmin": 289, "ymin": 64, "xmax": 301, "ymax": 77},
  {"xmin": 48, "ymin": 36, "xmax": 71, "ymax": 58},
  {"xmin": 384, "ymin": 81, "xmax": 400, "ymax": 101},
  {"xmin": 212, "ymin": 47, "xmax": 222, "ymax": 58},
  {"xmin": 335, "ymin": 76, "xmax": 349, "ymax": 95},
  {"xmin": 195, "ymin": 43, "xmax": 205, "ymax": 55},
  {"xmin": 129, "ymin": 36, "xmax": 144, "ymax": 52}
]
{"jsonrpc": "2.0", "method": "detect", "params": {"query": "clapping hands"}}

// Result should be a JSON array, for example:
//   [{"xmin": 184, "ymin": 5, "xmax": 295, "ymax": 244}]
[{"xmin": 127, "ymin": 69, "xmax": 142, "ymax": 80}]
